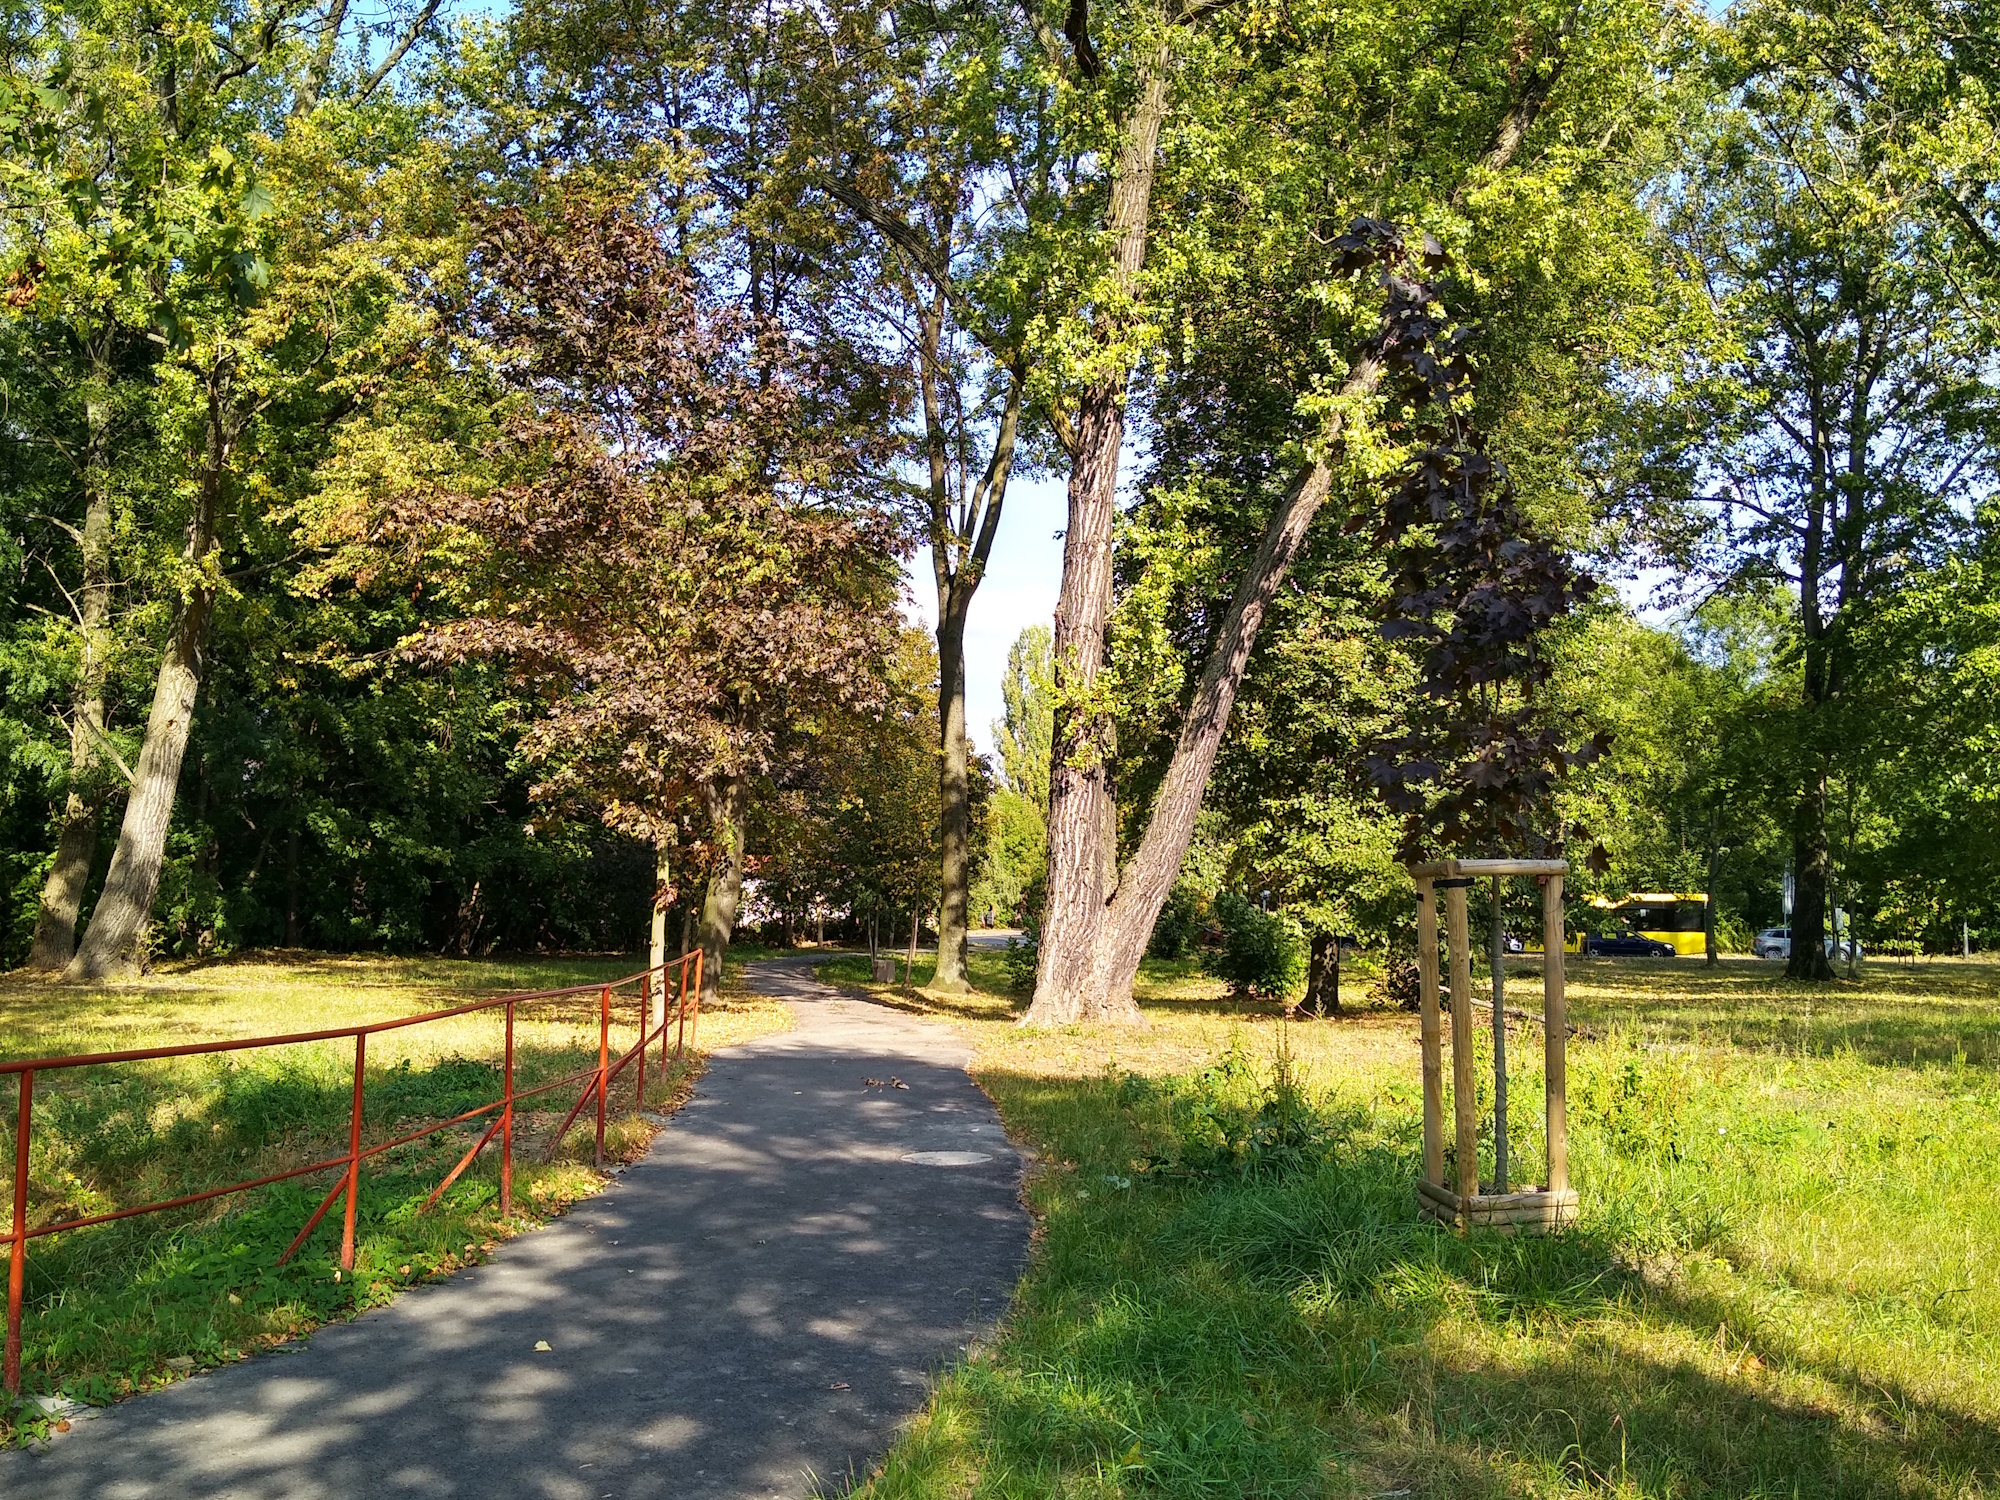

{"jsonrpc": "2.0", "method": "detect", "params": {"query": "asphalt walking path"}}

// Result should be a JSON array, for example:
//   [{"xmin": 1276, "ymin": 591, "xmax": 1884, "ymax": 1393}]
[{"xmin": 2, "ymin": 958, "xmax": 1031, "ymax": 1500}]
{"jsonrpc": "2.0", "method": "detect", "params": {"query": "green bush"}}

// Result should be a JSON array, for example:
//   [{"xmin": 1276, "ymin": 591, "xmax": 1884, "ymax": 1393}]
[
  {"xmin": 1147, "ymin": 880, "xmax": 1206, "ymax": 960},
  {"xmin": 1209, "ymin": 893, "xmax": 1306, "ymax": 999},
  {"xmin": 1003, "ymin": 921, "xmax": 1040, "ymax": 994}
]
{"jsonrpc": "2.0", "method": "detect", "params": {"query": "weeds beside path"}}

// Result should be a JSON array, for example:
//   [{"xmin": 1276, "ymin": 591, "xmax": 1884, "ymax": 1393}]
[
  {"xmin": 821, "ymin": 950, "xmax": 2000, "ymax": 1499},
  {"xmin": 0, "ymin": 949, "xmax": 790, "ymax": 1440}
]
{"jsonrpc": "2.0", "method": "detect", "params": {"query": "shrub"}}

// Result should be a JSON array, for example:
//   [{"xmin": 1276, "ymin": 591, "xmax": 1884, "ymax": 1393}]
[
  {"xmin": 1117, "ymin": 1037, "xmax": 1348, "ymax": 1181},
  {"xmin": 1004, "ymin": 920, "xmax": 1040, "ymax": 994},
  {"xmin": 1379, "ymin": 954, "xmax": 1422, "ymax": 1011},
  {"xmin": 1148, "ymin": 880, "xmax": 1206, "ymax": 960},
  {"xmin": 1210, "ymin": 893, "xmax": 1306, "ymax": 999}
]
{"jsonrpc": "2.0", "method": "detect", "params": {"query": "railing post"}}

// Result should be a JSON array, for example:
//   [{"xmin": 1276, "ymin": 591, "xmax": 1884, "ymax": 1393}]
[
  {"xmin": 636, "ymin": 974, "xmax": 649, "ymax": 1113},
  {"xmin": 500, "ymin": 1001, "xmax": 515, "ymax": 1219},
  {"xmin": 595, "ymin": 985, "xmax": 609, "ymax": 1168},
  {"xmin": 689, "ymin": 950, "xmax": 703, "ymax": 1052},
  {"xmin": 660, "ymin": 960, "xmax": 673, "ymax": 1074},
  {"xmin": 341, "ymin": 1035, "xmax": 366, "ymax": 1273},
  {"xmin": 1542, "ymin": 872, "xmax": 1569, "ymax": 1195},
  {"xmin": 675, "ymin": 957, "xmax": 689, "ymax": 1060},
  {"xmin": 1416, "ymin": 880, "xmax": 1442, "ymax": 1192},
  {"xmin": 5, "ymin": 1069, "xmax": 32, "ymax": 1395},
  {"xmin": 1444, "ymin": 880, "xmax": 1479, "ymax": 1202}
]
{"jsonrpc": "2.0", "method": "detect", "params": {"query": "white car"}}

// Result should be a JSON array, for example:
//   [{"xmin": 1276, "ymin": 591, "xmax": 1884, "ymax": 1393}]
[{"xmin": 1753, "ymin": 925, "xmax": 1864, "ymax": 962}]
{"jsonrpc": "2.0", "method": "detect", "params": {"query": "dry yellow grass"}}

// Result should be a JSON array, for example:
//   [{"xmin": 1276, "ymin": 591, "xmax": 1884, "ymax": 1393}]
[{"xmin": 0, "ymin": 950, "xmax": 791, "ymax": 1435}]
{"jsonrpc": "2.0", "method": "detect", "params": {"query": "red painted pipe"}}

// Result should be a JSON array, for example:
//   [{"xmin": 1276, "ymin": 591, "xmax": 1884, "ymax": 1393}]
[
  {"xmin": 5, "ymin": 1069, "xmax": 32, "ymax": 1395},
  {"xmin": 340, "ymin": 1034, "xmax": 366, "ymax": 1273}
]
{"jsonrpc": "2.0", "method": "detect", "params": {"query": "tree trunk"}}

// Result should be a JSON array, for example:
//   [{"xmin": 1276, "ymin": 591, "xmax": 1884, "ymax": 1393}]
[
  {"xmin": 1302, "ymin": 932, "xmax": 1341, "ymax": 1017},
  {"xmin": 1030, "ymin": 46, "xmax": 1569, "ymax": 1024},
  {"xmin": 648, "ymin": 836, "xmax": 672, "ymax": 1036},
  {"xmin": 905, "ymin": 903, "xmax": 920, "ymax": 986},
  {"xmin": 285, "ymin": 824, "xmax": 301, "ymax": 946},
  {"xmin": 697, "ymin": 773, "xmax": 747, "ymax": 1004},
  {"xmin": 68, "ymin": 354, "xmax": 237, "ymax": 981},
  {"xmin": 1786, "ymin": 762, "xmax": 1835, "ymax": 981},
  {"xmin": 1704, "ymin": 835, "xmax": 1721, "ymax": 967},
  {"xmin": 28, "ymin": 390, "xmax": 117, "ymax": 970},
  {"xmin": 933, "ymin": 600, "xmax": 974, "ymax": 991},
  {"xmin": 1029, "ymin": 47, "xmax": 1173, "ymax": 1028},
  {"xmin": 66, "ymin": 590, "xmax": 215, "ymax": 979}
]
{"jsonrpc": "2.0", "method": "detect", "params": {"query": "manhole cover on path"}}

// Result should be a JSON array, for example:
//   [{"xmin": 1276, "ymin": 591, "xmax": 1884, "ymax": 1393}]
[{"xmin": 900, "ymin": 1151, "xmax": 993, "ymax": 1166}]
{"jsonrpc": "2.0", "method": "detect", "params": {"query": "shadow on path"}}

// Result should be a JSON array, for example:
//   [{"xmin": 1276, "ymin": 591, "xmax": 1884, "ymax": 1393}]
[{"xmin": 3, "ymin": 958, "xmax": 1030, "ymax": 1499}]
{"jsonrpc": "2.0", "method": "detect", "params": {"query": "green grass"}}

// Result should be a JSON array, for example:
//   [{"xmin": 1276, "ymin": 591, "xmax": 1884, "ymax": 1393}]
[
  {"xmin": 823, "ymin": 953, "xmax": 2000, "ymax": 1499},
  {"xmin": 0, "ymin": 948, "xmax": 790, "ymax": 1441}
]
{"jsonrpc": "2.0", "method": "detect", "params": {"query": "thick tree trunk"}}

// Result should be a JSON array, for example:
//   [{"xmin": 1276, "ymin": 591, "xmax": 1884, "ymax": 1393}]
[
  {"xmin": 1302, "ymin": 932, "xmax": 1341, "ymax": 1017},
  {"xmin": 1028, "ymin": 48, "xmax": 1172, "ymax": 1027},
  {"xmin": 66, "ymin": 590, "xmax": 215, "ymax": 979},
  {"xmin": 29, "ymin": 392, "xmax": 117, "ymax": 970},
  {"xmin": 1031, "ymin": 49, "xmax": 1569, "ymax": 1025},
  {"xmin": 68, "ymin": 360, "xmax": 236, "ymax": 981},
  {"xmin": 933, "ymin": 602, "xmax": 974, "ymax": 991},
  {"xmin": 697, "ymin": 773, "xmax": 747, "ymax": 1004},
  {"xmin": 1080, "ymin": 448, "xmax": 1362, "ymax": 1012}
]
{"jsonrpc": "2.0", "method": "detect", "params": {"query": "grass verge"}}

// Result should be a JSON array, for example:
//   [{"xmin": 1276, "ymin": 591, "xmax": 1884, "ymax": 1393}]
[
  {"xmin": 822, "ymin": 950, "xmax": 2000, "ymax": 1499},
  {"xmin": 0, "ymin": 948, "xmax": 790, "ymax": 1443}
]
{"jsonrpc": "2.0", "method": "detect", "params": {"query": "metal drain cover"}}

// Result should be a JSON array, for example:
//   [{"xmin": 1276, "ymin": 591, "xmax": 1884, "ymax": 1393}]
[{"xmin": 899, "ymin": 1151, "xmax": 993, "ymax": 1166}]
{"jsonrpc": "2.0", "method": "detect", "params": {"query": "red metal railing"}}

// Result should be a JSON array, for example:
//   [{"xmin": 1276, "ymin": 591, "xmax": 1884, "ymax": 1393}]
[{"xmin": 0, "ymin": 949, "xmax": 705, "ymax": 1395}]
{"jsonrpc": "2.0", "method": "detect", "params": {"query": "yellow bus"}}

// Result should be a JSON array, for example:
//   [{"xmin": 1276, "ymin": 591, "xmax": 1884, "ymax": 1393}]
[
  {"xmin": 1585, "ymin": 893, "xmax": 1709, "ymax": 957},
  {"xmin": 1528, "ymin": 892, "xmax": 1711, "ymax": 956}
]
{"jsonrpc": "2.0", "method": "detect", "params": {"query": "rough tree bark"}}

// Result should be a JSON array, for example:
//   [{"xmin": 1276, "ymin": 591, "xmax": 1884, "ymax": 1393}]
[
  {"xmin": 29, "ymin": 386, "xmax": 117, "ymax": 969},
  {"xmin": 1302, "ymin": 932, "xmax": 1341, "ymax": 1017},
  {"xmin": 69, "ymin": 356, "xmax": 239, "ymax": 981},
  {"xmin": 1785, "ymin": 343, "xmax": 1852, "ymax": 981},
  {"xmin": 648, "ymin": 835, "xmax": 673, "ymax": 1036},
  {"xmin": 918, "ymin": 282, "xmax": 1021, "ymax": 990},
  {"xmin": 1028, "ymin": 43, "xmax": 1173, "ymax": 1026},
  {"xmin": 1027, "ymin": 40, "xmax": 1568, "ymax": 1024},
  {"xmin": 697, "ymin": 772, "xmax": 748, "ymax": 1004}
]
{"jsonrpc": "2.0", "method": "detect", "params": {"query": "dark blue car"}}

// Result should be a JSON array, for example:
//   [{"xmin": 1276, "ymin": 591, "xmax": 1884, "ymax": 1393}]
[{"xmin": 1581, "ymin": 933, "xmax": 1676, "ymax": 958}]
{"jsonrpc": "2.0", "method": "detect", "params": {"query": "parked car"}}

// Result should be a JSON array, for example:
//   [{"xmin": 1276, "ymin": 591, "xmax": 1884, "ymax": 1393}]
[
  {"xmin": 1581, "ymin": 933, "xmax": 1676, "ymax": 958},
  {"xmin": 1754, "ymin": 926, "xmax": 1865, "ymax": 961}
]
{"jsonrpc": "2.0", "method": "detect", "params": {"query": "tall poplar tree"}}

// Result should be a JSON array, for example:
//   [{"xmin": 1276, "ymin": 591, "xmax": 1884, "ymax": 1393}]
[{"xmin": 1652, "ymin": 7, "xmax": 1998, "ymax": 977}]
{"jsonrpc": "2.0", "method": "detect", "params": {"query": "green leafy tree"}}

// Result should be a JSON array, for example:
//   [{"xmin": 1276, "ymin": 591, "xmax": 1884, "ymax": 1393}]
[
  {"xmin": 1030, "ymin": 0, "xmax": 1686, "ymax": 1021},
  {"xmin": 0, "ymin": 0, "xmax": 453, "ymax": 977},
  {"xmin": 1646, "ymin": 10, "xmax": 2000, "ymax": 977},
  {"xmin": 355, "ymin": 201, "xmax": 904, "ymax": 1001}
]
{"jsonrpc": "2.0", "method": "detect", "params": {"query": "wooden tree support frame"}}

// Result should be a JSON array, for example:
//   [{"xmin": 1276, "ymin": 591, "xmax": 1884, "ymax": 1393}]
[{"xmin": 1411, "ymin": 857, "xmax": 1578, "ymax": 1234}]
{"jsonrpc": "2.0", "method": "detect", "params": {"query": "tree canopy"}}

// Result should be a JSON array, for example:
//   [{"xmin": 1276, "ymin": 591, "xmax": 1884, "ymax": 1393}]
[{"xmin": 4, "ymin": 0, "xmax": 1998, "ymax": 995}]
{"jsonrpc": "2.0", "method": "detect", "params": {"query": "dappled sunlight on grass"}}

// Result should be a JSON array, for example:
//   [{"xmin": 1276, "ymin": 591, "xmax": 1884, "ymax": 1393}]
[{"xmin": 0, "ymin": 950, "xmax": 791, "ymax": 1438}]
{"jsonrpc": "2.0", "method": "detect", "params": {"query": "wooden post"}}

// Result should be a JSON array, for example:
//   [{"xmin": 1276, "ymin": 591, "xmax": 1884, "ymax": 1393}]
[
  {"xmin": 1542, "ymin": 872, "xmax": 1568, "ymax": 1194},
  {"xmin": 1416, "ymin": 878, "xmax": 1442, "ymax": 1189},
  {"xmin": 1490, "ymin": 878, "xmax": 1508, "ymax": 1193},
  {"xmin": 1443, "ymin": 880, "xmax": 1479, "ymax": 1200}
]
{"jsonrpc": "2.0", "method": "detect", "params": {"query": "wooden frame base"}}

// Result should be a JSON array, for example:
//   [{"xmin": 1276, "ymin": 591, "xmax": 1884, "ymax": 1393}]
[{"xmin": 1417, "ymin": 1178, "xmax": 1578, "ymax": 1234}]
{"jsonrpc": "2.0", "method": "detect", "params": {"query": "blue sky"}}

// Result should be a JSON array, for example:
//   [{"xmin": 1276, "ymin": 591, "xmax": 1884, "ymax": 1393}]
[
  {"xmin": 909, "ymin": 476, "xmax": 1671, "ymax": 762},
  {"xmin": 903, "ymin": 475, "xmax": 1068, "ymax": 760}
]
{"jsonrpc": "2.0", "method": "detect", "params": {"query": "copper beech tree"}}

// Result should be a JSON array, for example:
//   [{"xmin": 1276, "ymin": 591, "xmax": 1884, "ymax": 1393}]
[{"xmin": 376, "ymin": 203, "xmax": 904, "ymax": 1000}]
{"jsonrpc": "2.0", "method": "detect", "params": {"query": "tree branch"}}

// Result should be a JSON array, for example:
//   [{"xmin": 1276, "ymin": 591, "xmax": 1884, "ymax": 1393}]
[{"xmin": 356, "ymin": 0, "xmax": 442, "ymax": 105}]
